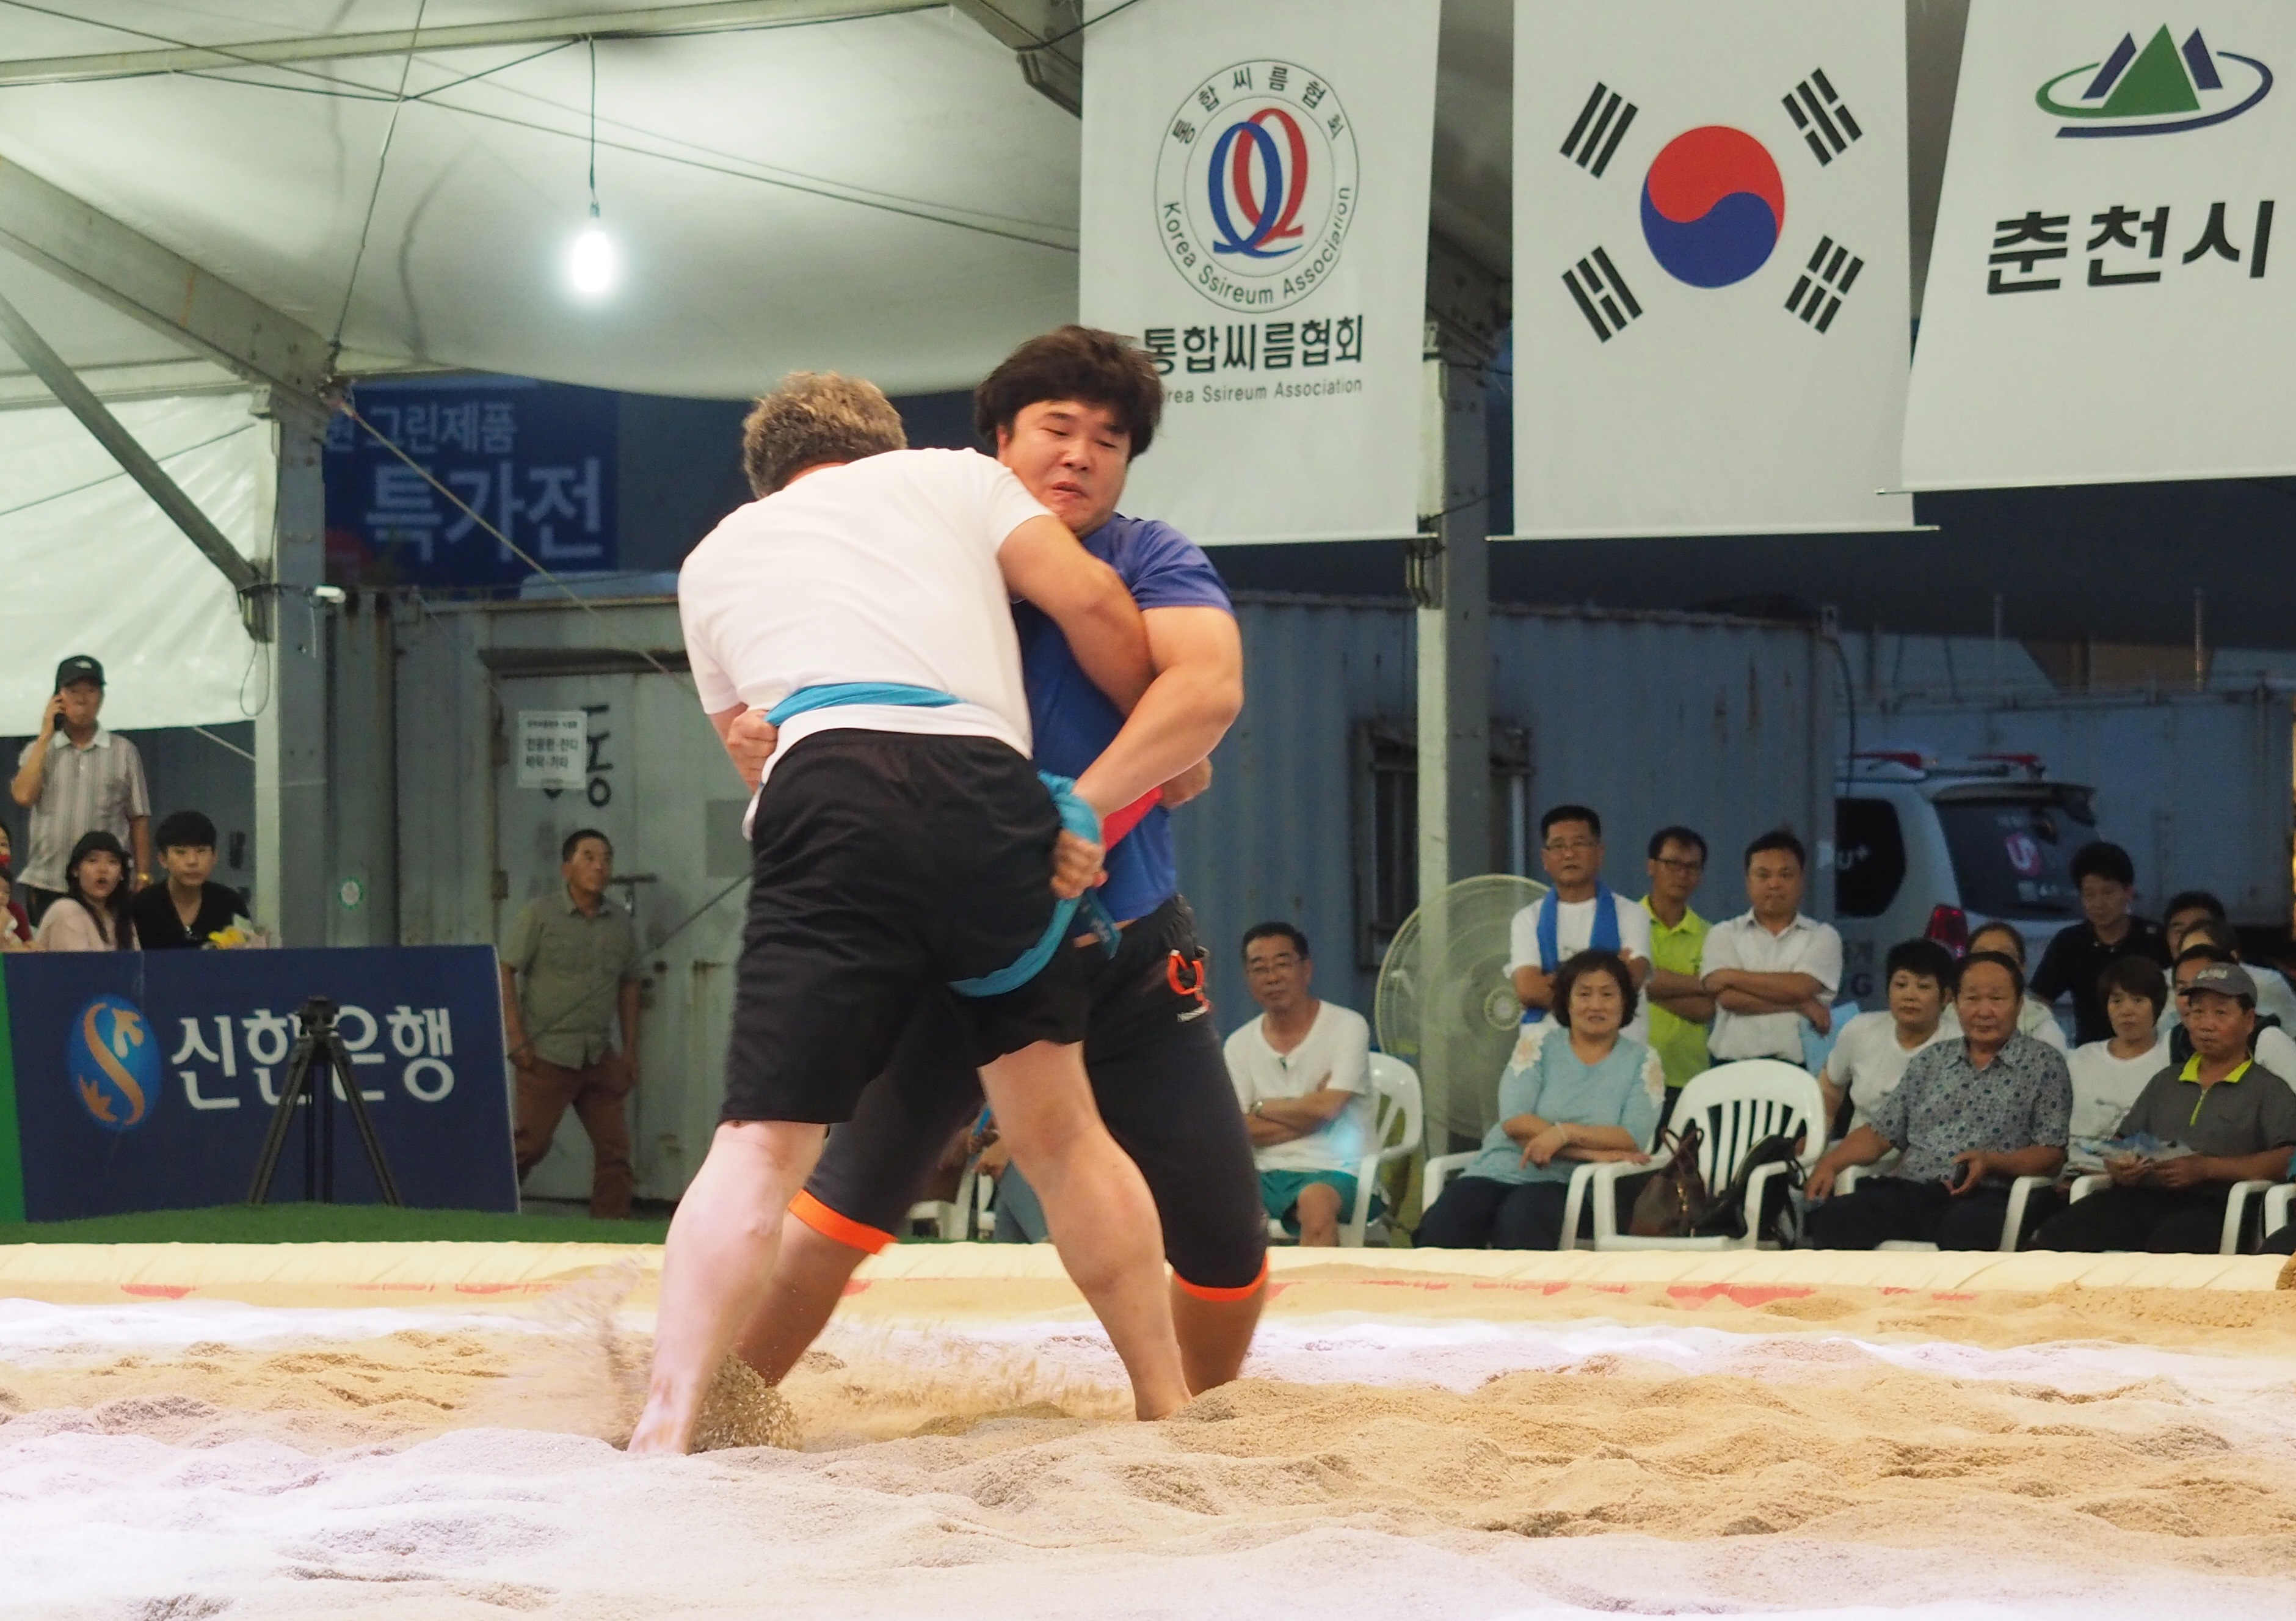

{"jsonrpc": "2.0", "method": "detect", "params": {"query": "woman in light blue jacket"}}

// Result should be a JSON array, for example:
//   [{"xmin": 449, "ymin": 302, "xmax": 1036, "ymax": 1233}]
[{"xmin": 1417, "ymin": 950, "xmax": 1662, "ymax": 1248}]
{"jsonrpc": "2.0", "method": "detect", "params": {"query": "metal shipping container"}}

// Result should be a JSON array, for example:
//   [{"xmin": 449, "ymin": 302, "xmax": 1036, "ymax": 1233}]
[
  {"xmin": 351, "ymin": 589, "xmax": 1830, "ymax": 1199},
  {"xmin": 1178, "ymin": 593, "xmax": 1833, "ymax": 1030}
]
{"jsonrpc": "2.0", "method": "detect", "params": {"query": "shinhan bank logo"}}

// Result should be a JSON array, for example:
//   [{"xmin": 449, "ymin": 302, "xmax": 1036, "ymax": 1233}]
[{"xmin": 2036, "ymin": 25, "xmax": 2272, "ymax": 137}]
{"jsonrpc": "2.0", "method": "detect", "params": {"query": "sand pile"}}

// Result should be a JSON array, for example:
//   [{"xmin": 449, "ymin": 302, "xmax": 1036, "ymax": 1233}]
[{"xmin": 6, "ymin": 1280, "xmax": 2296, "ymax": 1618}]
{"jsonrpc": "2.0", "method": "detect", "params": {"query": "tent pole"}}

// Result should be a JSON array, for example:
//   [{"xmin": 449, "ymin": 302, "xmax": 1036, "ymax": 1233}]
[
  {"xmin": 0, "ymin": 286, "xmax": 266, "ymax": 616},
  {"xmin": 253, "ymin": 399, "xmax": 332, "ymax": 947}
]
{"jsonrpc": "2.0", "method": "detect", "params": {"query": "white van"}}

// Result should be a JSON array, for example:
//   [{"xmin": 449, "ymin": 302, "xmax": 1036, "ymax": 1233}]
[{"xmin": 1833, "ymin": 751, "xmax": 2096, "ymax": 1007}]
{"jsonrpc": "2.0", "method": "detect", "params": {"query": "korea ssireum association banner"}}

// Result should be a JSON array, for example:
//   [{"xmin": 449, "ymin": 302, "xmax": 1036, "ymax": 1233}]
[
  {"xmin": 1513, "ymin": 0, "xmax": 1916, "ymax": 536},
  {"xmin": 1903, "ymin": 1, "xmax": 2294, "ymax": 488},
  {"xmin": 1079, "ymin": 0, "xmax": 1439, "ymax": 544}
]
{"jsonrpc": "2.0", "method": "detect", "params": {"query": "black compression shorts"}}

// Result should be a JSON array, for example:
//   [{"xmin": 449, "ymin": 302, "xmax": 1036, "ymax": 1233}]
[
  {"xmin": 794, "ymin": 897, "xmax": 1269, "ymax": 1297},
  {"xmin": 720, "ymin": 729, "xmax": 1092, "ymax": 1126}
]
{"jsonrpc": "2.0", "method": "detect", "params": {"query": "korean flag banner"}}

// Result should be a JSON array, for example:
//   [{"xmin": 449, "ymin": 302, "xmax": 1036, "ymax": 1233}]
[
  {"xmin": 1079, "ymin": 0, "xmax": 1440, "ymax": 545},
  {"xmin": 1903, "ymin": 1, "xmax": 2296, "ymax": 489},
  {"xmin": 1513, "ymin": 0, "xmax": 1916, "ymax": 537}
]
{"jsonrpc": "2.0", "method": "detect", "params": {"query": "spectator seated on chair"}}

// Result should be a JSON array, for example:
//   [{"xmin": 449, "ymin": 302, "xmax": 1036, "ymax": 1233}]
[
  {"xmin": 1415, "ymin": 950, "xmax": 1660, "ymax": 1250},
  {"xmin": 1803, "ymin": 951, "xmax": 2070, "ymax": 1250},
  {"xmin": 1819, "ymin": 938, "xmax": 1957, "ymax": 1142},
  {"xmin": 127, "ymin": 810, "xmax": 249, "ymax": 949},
  {"xmin": 2160, "ymin": 891, "xmax": 2296, "ymax": 1031},
  {"xmin": 2032, "ymin": 963, "xmax": 2296, "ymax": 1254},
  {"xmin": 2162, "ymin": 939, "xmax": 2296, "ymax": 1076},
  {"xmin": 1952, "ymin": 921, "xmax": 2069, "ymax": 1053},
  {"xmin": 1224, "ymin": 922, "xmax": 1376, "ymax": 1246},
  {"xmin": 2067, "ymin": 956, "xmax": 2170, "ymax": 1140}
]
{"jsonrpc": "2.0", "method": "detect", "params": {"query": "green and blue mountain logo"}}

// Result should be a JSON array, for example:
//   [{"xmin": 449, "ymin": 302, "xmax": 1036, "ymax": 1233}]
[{"xmin": 2037, "ymin": 25, "xmax": 2271, "ymax": 136}]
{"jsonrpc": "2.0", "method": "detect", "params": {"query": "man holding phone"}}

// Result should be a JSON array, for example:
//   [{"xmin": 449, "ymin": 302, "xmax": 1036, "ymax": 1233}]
[{"xmin": 9, "ymin": 656, "xmax": 150, "ymax": 924}]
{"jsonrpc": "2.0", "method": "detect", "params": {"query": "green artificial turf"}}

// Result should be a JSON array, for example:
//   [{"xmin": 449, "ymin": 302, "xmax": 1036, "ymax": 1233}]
[{"xmin": 0, "ymin": 1203, "xmax": 669, "ymax": 1246}]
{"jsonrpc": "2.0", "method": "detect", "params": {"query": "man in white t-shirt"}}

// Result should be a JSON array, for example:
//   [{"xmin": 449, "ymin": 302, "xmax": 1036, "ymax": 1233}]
[
  {"xmin": 1226, "ymin": 922, "xmax": 1376, "ymax": 1247},
  {"xmin": 634, "ymin": 372, "xmax": 1182, "ymax": 1452},
  {"xmin": 1507, "ymin": 804, "xmax": 1653, "ymax": 1043},
  {"xmin": 1701, "ymin": 829, "xmax": 1844, "ymax": 1066},
  {"xmin": 1820, "ymin": 938, "xmax": 1956, "ymax": 1138}
]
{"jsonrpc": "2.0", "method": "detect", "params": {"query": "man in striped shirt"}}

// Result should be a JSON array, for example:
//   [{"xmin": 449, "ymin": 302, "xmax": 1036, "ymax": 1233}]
[{"xmin": 9, "ymin": 655, "xmax": 150, "ymax": 922}]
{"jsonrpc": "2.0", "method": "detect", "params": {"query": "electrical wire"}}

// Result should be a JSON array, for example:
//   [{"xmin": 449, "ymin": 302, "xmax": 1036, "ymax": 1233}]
[
  {"xmin": 0, "ymin": 0, "xmax": 1078, "ymax": 250},
  {"xmin": 0, "ymin": 419, "xmax": 258, "ymax": 521},
  {"xmin": 330, "ymin": 0, "xmax": 433, "ymax": 359}
]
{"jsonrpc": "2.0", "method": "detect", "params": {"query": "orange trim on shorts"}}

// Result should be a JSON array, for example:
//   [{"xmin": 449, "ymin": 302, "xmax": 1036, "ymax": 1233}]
[
  {"xmin": 788, "ymin": 1189, "xmax": 895, "ymax": 1256},
  {"xmin": 1173, "ymin": 1253, "xmax": 1269, "ymax": 1302}
]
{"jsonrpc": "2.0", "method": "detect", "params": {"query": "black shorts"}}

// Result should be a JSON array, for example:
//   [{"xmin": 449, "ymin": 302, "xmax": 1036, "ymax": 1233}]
[
  {"xmin": 794, "ymin": 897, "xmax": 1269, "ymax": 1297},
  {"xmin": 720, "ymin": 730, "xmax": 1092, "ymax": 1126}
]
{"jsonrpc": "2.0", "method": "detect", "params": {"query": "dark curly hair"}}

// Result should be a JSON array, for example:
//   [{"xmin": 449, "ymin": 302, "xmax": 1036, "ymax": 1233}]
[
  {"xmin": 973, "ymin": 325, "xmax": 1163, "ymax": 458},
  {"xmin": 1550, "ymin": 949, "xmax": 1639, "ymax": 1030}
]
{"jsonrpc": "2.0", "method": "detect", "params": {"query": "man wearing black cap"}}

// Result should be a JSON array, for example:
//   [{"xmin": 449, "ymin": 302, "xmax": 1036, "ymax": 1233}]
[
  {"xmin": 9, "ymin": 656, "xmax": 150, "ymax": 924},
  {"xmin": 2032, "ymin": 962, "xmax": 2296, "ymax": 1253}
]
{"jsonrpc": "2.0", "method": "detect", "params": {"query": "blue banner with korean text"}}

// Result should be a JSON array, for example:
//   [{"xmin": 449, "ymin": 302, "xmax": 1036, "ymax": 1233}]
[
  {"xmin": 0, "ymin": 947, "xmax": 515, "ymax": 1220},
  {"xmin": 324, "ymin": 375, "xmax": 617, "ymax": 589}
]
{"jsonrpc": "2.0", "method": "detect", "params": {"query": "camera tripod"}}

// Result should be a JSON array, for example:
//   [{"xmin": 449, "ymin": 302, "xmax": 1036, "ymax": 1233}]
[{"xmin": 247, "ymin": 995, "xmax": 403, "ymax": 1206}]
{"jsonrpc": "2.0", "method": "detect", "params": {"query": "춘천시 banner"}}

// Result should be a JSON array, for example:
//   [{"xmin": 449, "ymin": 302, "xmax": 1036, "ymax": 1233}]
[
  {"xmin": 1903, "ymin": 2, "xmax": 2294, "ymax": 489},
  {"xmin": 1513, "ymin": 0, "xmax": 1916, "ymax": 537},
  {"xmin": 1078, "ymin": 0, "xmax": 1439, "ymax": 545}
]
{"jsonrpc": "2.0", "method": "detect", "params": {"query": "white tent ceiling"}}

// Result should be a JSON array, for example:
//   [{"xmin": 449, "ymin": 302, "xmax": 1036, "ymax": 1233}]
[{"xmin": 0, "ymin": 2, "xmax": 1971, "ymax": 404}]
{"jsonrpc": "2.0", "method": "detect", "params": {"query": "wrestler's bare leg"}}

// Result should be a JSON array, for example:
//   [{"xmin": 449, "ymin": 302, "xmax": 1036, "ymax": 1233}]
[
  {"xmin": 978, "ymin": 1040, "xmax": 1188, "ymax": 1419},
  {"xmin": 627, "ymin": 1119, "xmax": 823, "ymax": 1454}
]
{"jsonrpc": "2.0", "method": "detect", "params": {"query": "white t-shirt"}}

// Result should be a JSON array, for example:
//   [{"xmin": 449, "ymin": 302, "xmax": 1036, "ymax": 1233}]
[
  {"xmin": 1505, "ymin": 892, "xmax": 1654, "ymax": 1043},
  {"xmin": 1226, "ymin": 1002, "xmax": 1375, "ymax": 1175},
  {"xmin": 2068, "ymin": 1039, "xmax": 2170, "ymax": 1140},
  {"xmin": 1701, "ymin": 912, "xmax": 1844, "ymax": 1062},
  {"xmin": 1826, "ymin": 1008, "xmax": 1950, "ymax": 1135},
  {"xmin": 677, "ymin": 448, "xmax": 1054, "ymax": 818}
]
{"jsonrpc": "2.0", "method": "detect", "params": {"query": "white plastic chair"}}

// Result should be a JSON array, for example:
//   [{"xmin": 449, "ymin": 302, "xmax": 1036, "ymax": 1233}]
[
  {"xmin": 2065, "ymin": 1171, "xmax": 2278, "ymax": 1255},
  {"xmin": 1833, "ymin": 1164, "xmax": 2052, "ymax": 1253},
  {"xmin": 951, "ymin": 1162, "xmax": 1000, "ymax": 1240},
  {"xmin": 1265, "ymin": 1053, "xmax": 1423, "ymax": 1248},
  {"xmin": 1424, "ymin": 1059, "xmax": 1822, "ymax": 1251},
  {"xmin": 903, "ymin": 1198, "xmax": 963, "ymax": 1241},
  {"xmin": 2264, "ymin": 1182, "xmax": 2292, "ymax": 1246}
]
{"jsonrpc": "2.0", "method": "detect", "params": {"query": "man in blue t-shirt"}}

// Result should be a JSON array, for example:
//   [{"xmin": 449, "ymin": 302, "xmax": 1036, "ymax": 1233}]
[{"xmin": 718, "ymin": 327, "xmax": 1267, "ymax": 1397}]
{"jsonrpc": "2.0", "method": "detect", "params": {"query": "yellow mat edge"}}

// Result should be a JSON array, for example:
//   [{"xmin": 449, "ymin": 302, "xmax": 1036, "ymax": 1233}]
[{"xmin": 0, "ymin": 1240, "xmax": 2286, "ymax": 1297}]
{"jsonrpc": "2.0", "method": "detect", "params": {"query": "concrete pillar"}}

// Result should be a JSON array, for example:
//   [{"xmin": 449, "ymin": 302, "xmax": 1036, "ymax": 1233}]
[
  {"xmin": 1411, "ymin": 327, "xmax": 1492, "ymax": 1149},
  {"xmin": 254, "ymin": 396, "xmax": 330, "ymax": 946}
]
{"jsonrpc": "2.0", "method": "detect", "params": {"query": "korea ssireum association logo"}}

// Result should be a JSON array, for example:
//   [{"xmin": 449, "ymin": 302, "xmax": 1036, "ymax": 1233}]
[{"xmin": 1157, "ymin": 60, "xmax": 1359, "ymax": 311}]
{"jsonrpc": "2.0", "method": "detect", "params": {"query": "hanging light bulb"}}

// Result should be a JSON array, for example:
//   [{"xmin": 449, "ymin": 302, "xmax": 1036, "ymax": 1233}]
[
  {"xmin": 565, "ymin": 36, "xmax": 616, "ymax": 302},
  {"xmin": 569, "ymin": 205, "xmax": 616, "ymax": 298}
]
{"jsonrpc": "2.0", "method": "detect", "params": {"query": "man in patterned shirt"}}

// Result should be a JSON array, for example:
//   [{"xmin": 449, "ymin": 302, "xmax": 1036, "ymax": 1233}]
[{"xmin": 1804, "ymin": 950, "xmax": 2071, "ymax": 1249}]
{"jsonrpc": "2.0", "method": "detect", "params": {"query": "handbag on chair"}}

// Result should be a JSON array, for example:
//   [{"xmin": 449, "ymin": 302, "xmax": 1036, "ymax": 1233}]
[
  {"xmin": 1690, "ymin": 1127, "xmax": 1807, "ymax": 1244},
  {"xmin": 1629, "ymin": 1121, "xmax": 1708, "ymax": 1237}
]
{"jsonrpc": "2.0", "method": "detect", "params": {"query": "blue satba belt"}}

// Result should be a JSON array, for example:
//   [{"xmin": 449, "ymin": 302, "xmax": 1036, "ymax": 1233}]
[{"xmin": 765, "ymin": 682, "xmax": 1116, "ymax": 997}]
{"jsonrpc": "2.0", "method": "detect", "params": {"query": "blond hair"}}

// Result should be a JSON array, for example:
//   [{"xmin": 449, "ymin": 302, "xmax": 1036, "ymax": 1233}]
[{"xmin": 740, "ymin": 371, "xmax": 907, "ymax": 495}]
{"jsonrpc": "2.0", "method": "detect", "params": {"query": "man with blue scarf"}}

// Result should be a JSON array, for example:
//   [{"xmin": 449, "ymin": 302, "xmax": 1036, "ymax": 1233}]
[
  {"xmin": 1508, "ymin": 805, "xmax": 1653, "ymax": 1043},
  {"xmin": 632, "ymin": 370, "xmax": 1188, "ymax": 1452}
]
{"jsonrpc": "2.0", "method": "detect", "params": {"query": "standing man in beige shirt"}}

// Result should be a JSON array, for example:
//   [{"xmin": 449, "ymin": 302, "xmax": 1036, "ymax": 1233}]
[
  {"xmin": 500, "ymin": 828, "xmax": 644, "ymax": 1218},
  {"xmin": 10, "ymin": 656, "xmax": 150, "ymax": 923}
]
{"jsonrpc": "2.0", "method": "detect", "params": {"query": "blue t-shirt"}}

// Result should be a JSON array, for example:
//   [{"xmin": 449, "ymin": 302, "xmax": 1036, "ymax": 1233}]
[{"xmin": 1012, "ymin": 512, "xmax": 1232, "ymax": 923}]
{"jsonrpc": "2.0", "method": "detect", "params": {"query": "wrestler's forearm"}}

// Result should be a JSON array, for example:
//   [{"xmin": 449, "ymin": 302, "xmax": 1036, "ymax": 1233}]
[{"xmin": 1073, "ymin": 606, "xmax": 1241, "ymax": 820}]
